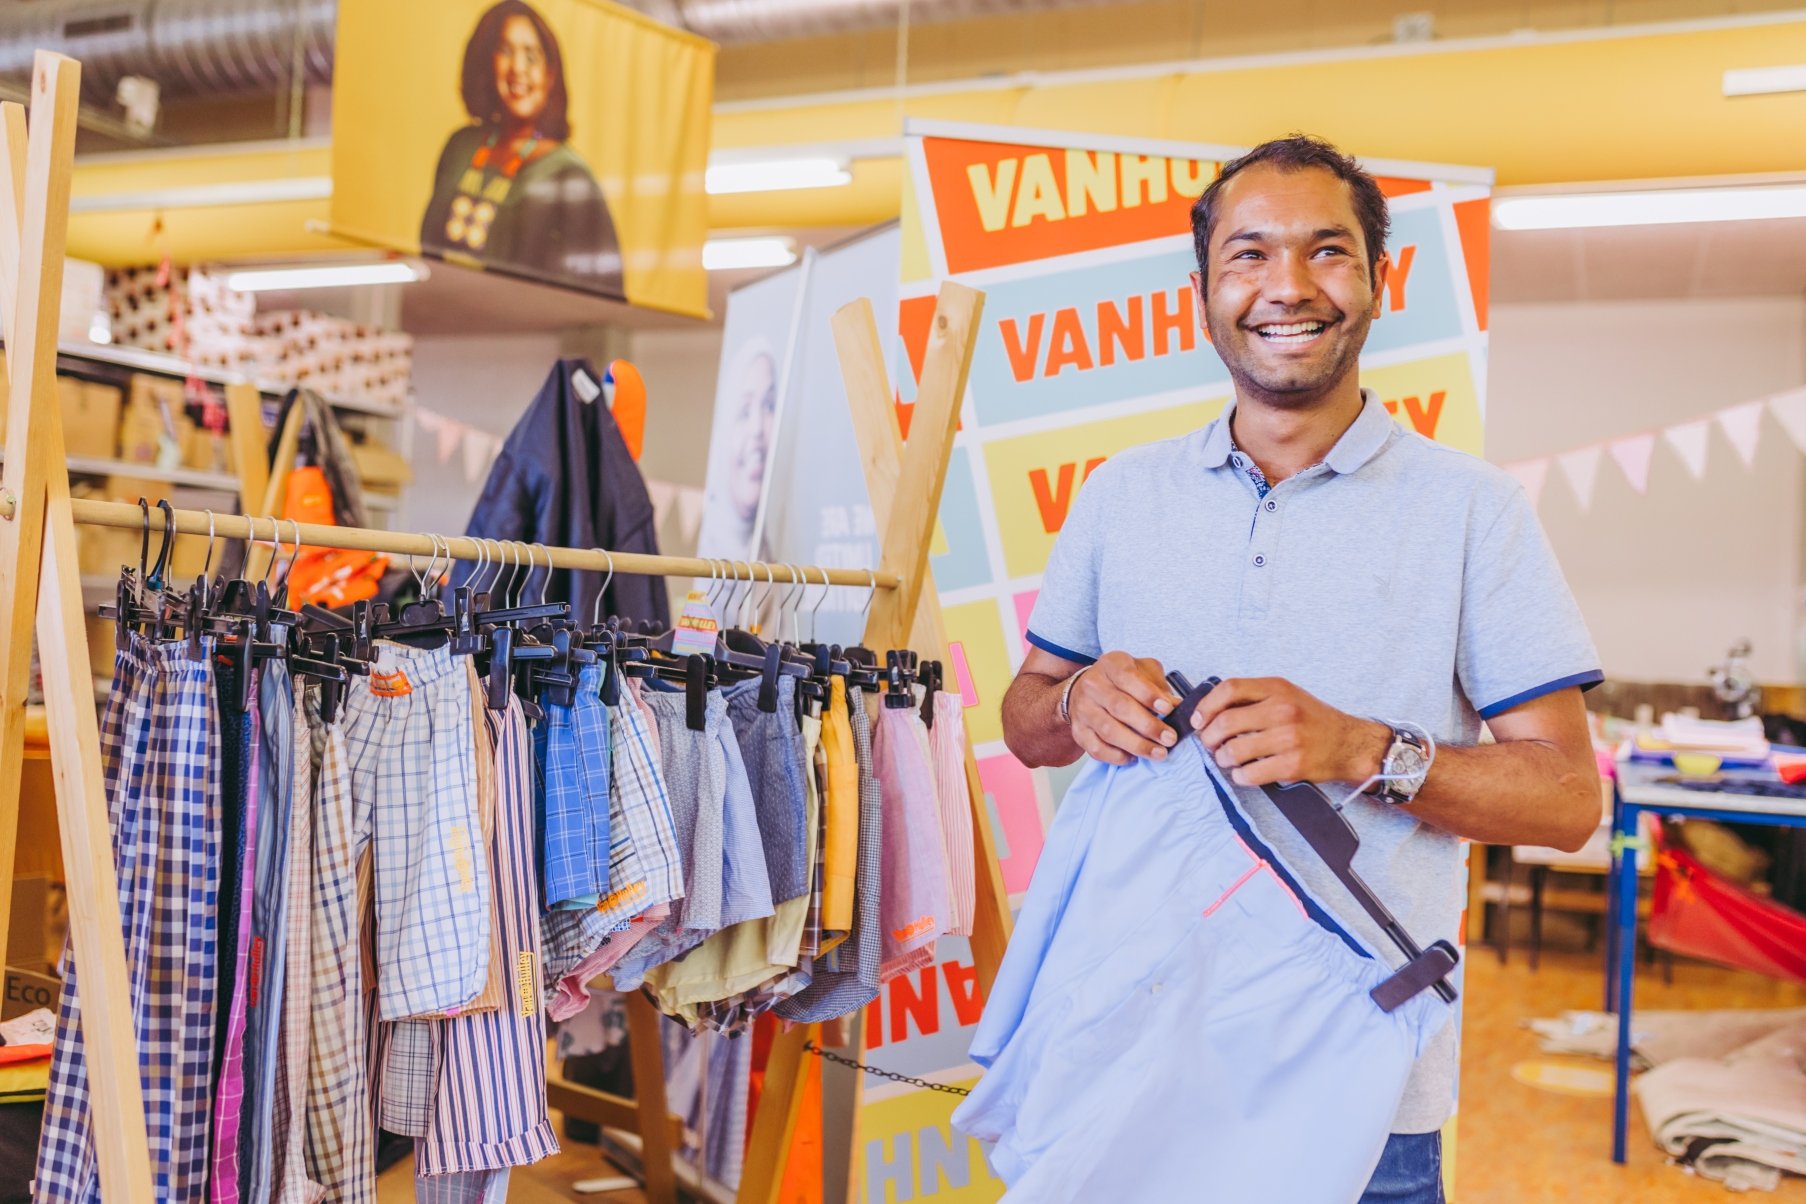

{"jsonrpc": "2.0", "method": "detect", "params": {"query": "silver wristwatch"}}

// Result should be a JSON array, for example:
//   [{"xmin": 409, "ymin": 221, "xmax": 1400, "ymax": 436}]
[{"xmin": 1371, "ymin": 723, "xmax": 1430, "ymax": 806}]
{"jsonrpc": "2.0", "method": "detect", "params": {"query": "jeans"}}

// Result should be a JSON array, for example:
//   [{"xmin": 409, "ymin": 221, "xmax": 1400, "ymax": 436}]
[{"xmin": 1361, "ymin": 1131, "xmax": 1445, "ymax": 1203}]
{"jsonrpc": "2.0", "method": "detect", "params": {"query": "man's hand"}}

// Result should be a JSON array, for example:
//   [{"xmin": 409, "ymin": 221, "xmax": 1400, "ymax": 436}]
[
  {"xmin": 1068, "ymin": 652, "xmax": 1183, "ymax": 766},
  {"xmin": 1189, "ymin": 677, "xmax": 1389, "ymax": 787}
]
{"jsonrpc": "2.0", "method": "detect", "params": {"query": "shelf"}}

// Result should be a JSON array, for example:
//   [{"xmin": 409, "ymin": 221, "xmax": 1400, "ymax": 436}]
[
  {"xmin": 66, "ymin": 455, "xmax": 240, "ymax": 492},
  {"xmin": 36, "ymin": 338, "xmax": 405, "ymax": 419}
]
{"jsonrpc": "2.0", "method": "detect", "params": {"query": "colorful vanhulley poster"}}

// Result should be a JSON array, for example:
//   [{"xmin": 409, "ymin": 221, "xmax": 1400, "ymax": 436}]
[
  {"xmin": 332, "ymin": 0, "xmax": 713, "ymax": 317},
  {"xmin": 851, "ymin": 120, "xmax": 1493, "ymax": 1203}
]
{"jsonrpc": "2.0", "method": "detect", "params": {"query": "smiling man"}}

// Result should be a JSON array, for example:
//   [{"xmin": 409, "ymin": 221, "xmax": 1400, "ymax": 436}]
[{"xmin": 997, "ymin": 136, "xmax": 1604, "ymax": 1201}]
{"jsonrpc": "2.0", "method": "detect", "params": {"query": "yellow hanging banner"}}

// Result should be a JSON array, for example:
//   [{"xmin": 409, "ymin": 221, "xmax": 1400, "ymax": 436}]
[{"xmin": 331, "ymin": 0, "xmax": 714, "ymax": 318}]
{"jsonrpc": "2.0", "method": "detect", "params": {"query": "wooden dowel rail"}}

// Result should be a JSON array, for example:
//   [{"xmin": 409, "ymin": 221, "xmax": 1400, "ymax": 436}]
[{"xmin": 1, "ymin": 496, "xmax": 904, "ymax": 590}]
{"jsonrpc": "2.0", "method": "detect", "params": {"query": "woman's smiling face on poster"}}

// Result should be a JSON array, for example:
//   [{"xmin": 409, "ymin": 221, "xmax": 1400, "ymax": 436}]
[{"xmin": 494, "ymin": 13, "xmax": 551, "ymax": 127}]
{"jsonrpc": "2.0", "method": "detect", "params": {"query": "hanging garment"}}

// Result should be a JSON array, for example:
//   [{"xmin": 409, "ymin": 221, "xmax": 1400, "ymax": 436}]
[
  {"xmin": 240, "ymin": 659, "xmax": 298, "ymax": 1204},
  {"xmin": 611, "ymin": 689, "xmax": 774, "ymax": 988},
  {"xmin": 794, "ymin": 711, "xmax": 827, "ymax": 962},
  {"xmin": 212, "ymin": 668, "xmax": 265, "ymax": 1203},
  {"xmin": 951, "ymin": 740, "xmax": 1450, "ymax": 1203},
  {"xmin": 871, "ymin": 701, "xmax": 953, "ymax": 983},
  {"xmin": 600, "ymin": 675, "xmax": 685, "ymax": 926},
  {"xmin": 535, "ymin": 678, "xmax": 612, "ymax": 911},
  {"xmin": 268, "ymin": 692, "xmax": 322, "ymax": 1204},
  {"xmin": 36, "ymin": 636, "xmax": 223, "ymax": 1203},
  {"xmin": 775, "ymin": 687, "xmax": 882, "ymax": 1023},
  {"xmin": 302, "ymin": 699, "xmax": 378, "ymax": 1204},
  {"xmin": 930, "ymin": 692, "xmax": 978, "ymax": 939},
  {"xmin": 340, "ymin": 642, "xmax": 492, "ymax": 1021},
  {"xmin": 546, "ymin": 906, "xmax": 669, "ymax": 1024},
  {"xmin": 414, "ymin": 694, "xmax": 559, "ymax": 1179},
  {"xmin": 817, "ymin": 678, "xmax": 860, "ymax": 933},
  {"xmin": 460, "ymin": 660, "xmax": 507, "ymax": 1016},
  {"xmin": 459, "ymin": 358, "xmax": 668, "ymax": 625}
]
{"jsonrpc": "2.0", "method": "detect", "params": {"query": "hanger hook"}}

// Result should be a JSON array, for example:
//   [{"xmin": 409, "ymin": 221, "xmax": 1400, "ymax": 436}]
[
  {"xmin": 135, "ymin": 497, "xmax": 151, "ymax": 589},
  {"xmin": 754, "ymin": 562, "xmax": 777, "ymax": 632},
  {"xmin": 276, "ymin": 517, "xmax": 303, "ymax": 590},
  {"xmin": 702, "ymin": 558, "xmax": 723, "ymax": 608},
  {"xmin": 515, "ymin": 542, "xmax": 534, "ymax": 609},
  {"xmin": 592, "ymin": 549, "xmax": 616, "ymax": 627},
  {"xmin": 147, "ymin": 499, "xmax": 176, "ymax": 590},
  {"xmin": 535, "ymin": 542, "xmax": 552, "ymax": 607},
  {"xmin": 200, "ymin": 509, "xmax": 219, "ymax": 582},
  {"xmin": 807, "ymin": 565, "xmax": 831, "ymax": 642},
  {"xmin": 861, "ymin": 566, "xmax": 878, "ymax": 619}
]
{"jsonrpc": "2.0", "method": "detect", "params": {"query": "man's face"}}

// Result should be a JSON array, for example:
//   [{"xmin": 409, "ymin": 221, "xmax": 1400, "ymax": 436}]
[
  {"xmin": 729, "ymin": 353, "xmax": 777, "ymax": 518},
  {"xmin": 1192, "ymin": 164, "xmax": 1390, "ymax": 407}
]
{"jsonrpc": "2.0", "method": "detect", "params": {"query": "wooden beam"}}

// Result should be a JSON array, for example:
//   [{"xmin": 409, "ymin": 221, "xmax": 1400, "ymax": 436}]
[
  {"xmin": 736, "ymin": 1021, "xmax": 817, "ymax": 1204},
  {"xmin": 0, "ymin": 51, "xmax": 155, "ymax": 1202},
  {"xmin": 224, "ymin": 381, "xmax": 269, "ymax": 515},
  {"xmin": 624, "ymin": 990, "xmax": 679, "ymax": 1204}
]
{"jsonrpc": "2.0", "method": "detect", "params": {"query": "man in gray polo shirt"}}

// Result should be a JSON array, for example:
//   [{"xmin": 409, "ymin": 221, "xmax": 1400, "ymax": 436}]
[{"xmin": 1000, "ymin": 135, "xmax": 1603, "ymax": 1202}]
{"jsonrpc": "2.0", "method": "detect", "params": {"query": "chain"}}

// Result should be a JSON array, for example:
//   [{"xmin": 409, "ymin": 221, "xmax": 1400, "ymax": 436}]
[{"xmin": 802, "ymin": 1041, "xmax": 971, "ymax": 1096}]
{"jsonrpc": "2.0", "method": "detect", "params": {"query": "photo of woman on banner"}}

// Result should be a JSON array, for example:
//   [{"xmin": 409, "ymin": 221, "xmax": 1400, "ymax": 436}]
[
  {"xmin": 697, "ymin": 336, "xmax": 779, "ymax": 564},
  {"xmin": 419, "ymin": 0, "xmax": 625, "ymax": 296}
]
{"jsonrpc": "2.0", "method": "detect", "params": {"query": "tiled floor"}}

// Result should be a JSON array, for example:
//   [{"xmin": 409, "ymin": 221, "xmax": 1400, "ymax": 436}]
[{"xmin": 1455, "ymin": 944, "xmax": 1806, "ymax": 1202}]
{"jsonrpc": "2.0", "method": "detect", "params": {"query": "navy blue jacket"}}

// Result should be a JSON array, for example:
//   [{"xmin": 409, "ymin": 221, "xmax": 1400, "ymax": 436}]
[{"xmin": 460, "ymin": 358, "xmax": 668, "ymax": 625}]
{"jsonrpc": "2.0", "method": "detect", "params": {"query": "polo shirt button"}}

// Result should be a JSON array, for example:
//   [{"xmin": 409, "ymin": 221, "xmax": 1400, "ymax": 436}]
[
  {"xmin": 1253, "ymin": 554, "xmax": 1266, "ymax": 567},
  {"xmin": 1265, "ymin": 500, "xmax": 1277, "ymax": 512}
]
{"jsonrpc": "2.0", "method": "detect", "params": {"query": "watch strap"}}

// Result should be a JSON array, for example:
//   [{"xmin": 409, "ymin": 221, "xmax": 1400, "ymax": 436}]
[{"xmin": 1372, "ymin": 722, "xmax": 1430, "ymax": 806}]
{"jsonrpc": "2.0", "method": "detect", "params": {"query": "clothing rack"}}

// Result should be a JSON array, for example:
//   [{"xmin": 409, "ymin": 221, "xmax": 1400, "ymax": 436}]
[{"xmin": 0, "ymin": 49, "xmax": 1012, "ymax": 1204}]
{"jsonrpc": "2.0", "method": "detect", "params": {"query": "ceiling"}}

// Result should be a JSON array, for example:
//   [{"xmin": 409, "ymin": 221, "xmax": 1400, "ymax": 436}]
[{"xmin": 1491, "ymin": 215, "xmax": 1806, "ymax": 304}]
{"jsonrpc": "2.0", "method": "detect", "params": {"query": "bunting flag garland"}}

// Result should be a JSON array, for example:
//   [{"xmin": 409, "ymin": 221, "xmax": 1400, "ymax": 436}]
[
  {"xmin": 1767, "ymin": 388, "xmax": 1806, "ymax": 454},
  {"xmin": 1607, "ymin": 433, "xmax": 1655, "ymax": 495},
  {"xmin": 1717, "ymin": 401, "xmax": 1763, "ymax": 468},
  {"xmin": 1505, "ymin": 459, "xmax": 1549, "ymax": 508},
  {"xmin": 1556, "ymin": 446, "xmax": 1602, "ymax": 512},
  {"xmin": 1498, "ymin": 384, "xmax": 1804, "ymax": 514},
  {"xmin": 1663, "ymin": 420, "xmax": 1711, "ymax": 481}
]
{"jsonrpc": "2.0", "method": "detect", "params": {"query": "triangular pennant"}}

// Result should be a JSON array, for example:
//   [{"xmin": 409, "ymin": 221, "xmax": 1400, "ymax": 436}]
[
  {"xmin": 646, "ymin": 479, "xmax": 677, "ymax": 527},
  {"xmin": 1504, "ymin": 459, "xmax": 1549, "ymax": 508},
  {"xmin": 461, "ymin": 429, "xmax": 495, "ymax": 483},
  {"xmin": 1664, "ymin": 419, "xmax": 1711, "ymax": 480},
  {"xmin": 1556, "ymin": 446, "xmax": 1603, "ymax": 512},
  {"xmin": 1608, "ymin": 433, "xmax": 1656, "ymax": 494},
  {"xmin": 1717, "ymin": 400, "xmax": 1763, "ymax": 468},
  {"xmin": 414, "ymin": 407, "xmax": 444, "ymax": 434},
  {"xmin": 1768, "ymin": 387, "xmax": 1806, "ymax": 453},
  {"xmin": 434, "ymin": 416, "xmax": 464, "ymax": 465}
]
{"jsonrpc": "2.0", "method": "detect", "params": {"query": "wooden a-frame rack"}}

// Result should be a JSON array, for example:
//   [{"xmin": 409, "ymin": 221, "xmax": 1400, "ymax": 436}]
[{"xmin": 0, "ymin": 47, "xmax": 1013, "ymax": 1204}]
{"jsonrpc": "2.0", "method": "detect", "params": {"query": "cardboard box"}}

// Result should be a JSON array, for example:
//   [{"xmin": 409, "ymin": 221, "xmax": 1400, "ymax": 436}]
[
  {"xmin": 57, "ymin": 376, "xmax": 123, "ymax": 460},
  {"xmin": 118, "ymin": 373, "xmax": 191, "ymax": 466},
  {"xmin": 2, "ymin": 968, "xmax": 58, "ymax": 1021}
]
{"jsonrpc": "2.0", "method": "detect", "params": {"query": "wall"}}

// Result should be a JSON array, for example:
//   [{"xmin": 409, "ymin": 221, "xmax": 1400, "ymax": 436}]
[{"xmin": 1488, "ymin": 295, "xmax": 1806, "ymax": 685}]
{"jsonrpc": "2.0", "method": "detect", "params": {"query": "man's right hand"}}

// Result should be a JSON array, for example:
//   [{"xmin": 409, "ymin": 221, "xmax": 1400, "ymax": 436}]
[{"xmin": 1068, "ymin": 651, "xmax": 1183, "ymax": 765}]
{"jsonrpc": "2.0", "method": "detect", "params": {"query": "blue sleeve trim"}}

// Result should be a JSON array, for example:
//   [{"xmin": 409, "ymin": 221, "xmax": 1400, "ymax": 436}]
[
  {"xmin": 1478, "ymin": 669, "xmax": 1605, "ymax": 720},
  {"xmin": 1024, "ymin": 629, "xmax": 1098, "ymax": 666}
]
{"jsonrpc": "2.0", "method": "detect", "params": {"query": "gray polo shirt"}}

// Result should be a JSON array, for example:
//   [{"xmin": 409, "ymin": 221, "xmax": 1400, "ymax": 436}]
[{"xmin": 1025, "ymin": 390, "xmax": 1601, "ymax": 1133}]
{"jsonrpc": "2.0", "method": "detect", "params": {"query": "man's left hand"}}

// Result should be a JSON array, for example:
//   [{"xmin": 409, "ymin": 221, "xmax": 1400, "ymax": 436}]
[{"xmin": 1189, "ymin": 677, "xmax": 1389, "ymax": 787}]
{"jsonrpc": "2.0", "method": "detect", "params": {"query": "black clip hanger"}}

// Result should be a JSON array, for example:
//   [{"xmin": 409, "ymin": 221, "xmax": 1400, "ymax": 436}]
[
  {"xmin": 884, "ymin": 649, "xmax": 919, "ymax": 710},
  {"xmin": 1164, "ymin": 671, "xmax": 1459, "ymax": 1011},
  {"xmin": 685, "ymin": 653, "xmax": 711, "ymax": 731},
  {"xmin": 919, "ymin": 660, "xmax": 942, "ymax": 728}
]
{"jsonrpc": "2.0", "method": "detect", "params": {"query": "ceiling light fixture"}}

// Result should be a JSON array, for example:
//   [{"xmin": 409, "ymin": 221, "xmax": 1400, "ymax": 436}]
[
  {"xmin": 703, "ymin": 237, "xmax": 798, "ymax": 271},
  {"xmin": 706, "ymin": 157, "xmax": 851, "ymax": 195},
  {"xmin": 1723, "ymin": 65, "xmax": 1806, "ymax": 97},
  {"xmin": 1492, "ymin": 185, "xmax": 1806, "ymax": 231},
  {"xmin": 225, "ymin": 261, "xmax": 424, "ymax": 292}
]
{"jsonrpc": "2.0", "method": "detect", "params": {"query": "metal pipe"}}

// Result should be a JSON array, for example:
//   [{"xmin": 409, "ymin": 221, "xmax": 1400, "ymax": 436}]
[{"xmin": 53, "ymin": 496, "xmax": 899, "ymax": 588}]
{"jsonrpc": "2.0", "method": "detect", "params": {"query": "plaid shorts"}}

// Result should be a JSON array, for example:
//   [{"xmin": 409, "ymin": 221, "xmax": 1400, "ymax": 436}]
[
  {"xmin": 341, "ymin": 641, "xmax": 491, "ymax": 1021},
  {"xmin": 535, "ymin": 665, "xmax": 614, "ymax": 910},
  {"xmin": 36, "ymin": 636, "xmax": 222, "ymax": 1202},
  {"xmin": 268, "ymin": 691, "xmax": 323, "ymax": 1204}
]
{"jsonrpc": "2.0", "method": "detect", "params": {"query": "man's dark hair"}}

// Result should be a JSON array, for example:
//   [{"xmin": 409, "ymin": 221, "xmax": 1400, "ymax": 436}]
[
  {"xmin": 461, "ymin": 0, "xmax": 572, "ymax": 142},
  {"xmin": 1190, "ymin": 135, "xmax": 1390, "ymax": 289}
]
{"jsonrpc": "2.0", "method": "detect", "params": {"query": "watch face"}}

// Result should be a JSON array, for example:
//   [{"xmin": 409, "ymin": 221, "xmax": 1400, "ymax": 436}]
[{"xmin": 1390, "ymin": 745, "xmax": 1427, "ymax": 780}]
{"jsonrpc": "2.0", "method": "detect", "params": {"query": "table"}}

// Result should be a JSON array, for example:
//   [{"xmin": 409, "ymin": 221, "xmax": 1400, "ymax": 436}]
[{"xmin": 1606, "ymin": 760, "xmax": 1806, "ymax": 1163}]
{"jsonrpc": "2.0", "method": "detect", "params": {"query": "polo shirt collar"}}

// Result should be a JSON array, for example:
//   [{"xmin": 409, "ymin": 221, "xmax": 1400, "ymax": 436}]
[{"xmin": 1198, "ymin": 388, "xmax": 1395, "ymax": 476}]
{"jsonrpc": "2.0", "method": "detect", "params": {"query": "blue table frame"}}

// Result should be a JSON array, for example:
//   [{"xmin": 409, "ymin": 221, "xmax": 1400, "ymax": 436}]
[{"xmin": 1606, "ymin": 762, "xmax": 1806, "ymax": 1163}]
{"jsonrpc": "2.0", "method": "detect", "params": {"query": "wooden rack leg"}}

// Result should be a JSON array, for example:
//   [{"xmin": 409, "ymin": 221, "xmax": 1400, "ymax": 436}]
[
  {"xmin": 0, "ymin": 52, "xmax": 155, "ymax": 1201},
  {"xmin": 736, "ymin": 282, "xmax": 995, "ymax": 1204},
  {"xmin": 626, "ymin": 991, "xmax": 680, "ymax": 1204}
]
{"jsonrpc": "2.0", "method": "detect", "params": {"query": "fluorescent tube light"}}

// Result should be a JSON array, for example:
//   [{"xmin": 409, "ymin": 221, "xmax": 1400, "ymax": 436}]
[
  {"xmin": 225, "ymin": 261, "xmax": 423, "ymax": 292},
  {"xmin": 1493, "ymin": 186, "xmax": 1806, "ymax": 231},
  {"xmin": 706, "ymin": 157, "xmax": 851, "ymax": 195},
  {"xmin": 703, "ymin": 237, "xmax": 797, "ymax": 271},
  {"xmin": 1723, "ymin": 65, "xmax": 1806, "ymax": 97}
]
